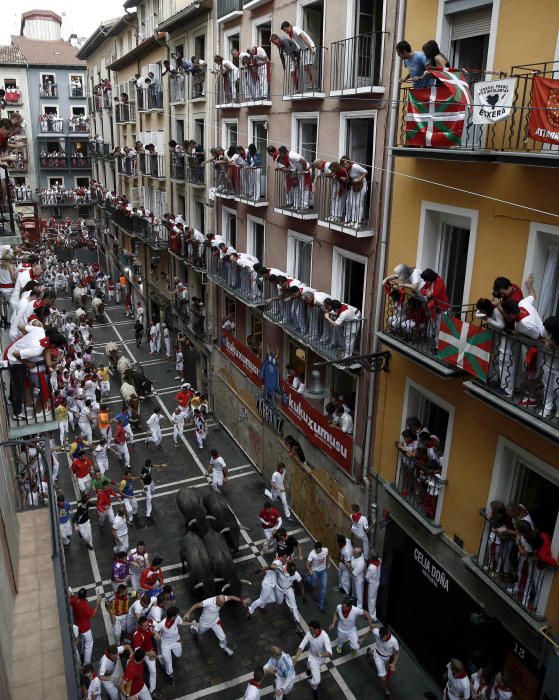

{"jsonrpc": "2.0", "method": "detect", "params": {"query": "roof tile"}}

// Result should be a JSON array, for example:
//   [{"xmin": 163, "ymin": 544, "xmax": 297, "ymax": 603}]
[{"xmin": 11, "ymin": 36, "xmax": 85, "ymax": 67}]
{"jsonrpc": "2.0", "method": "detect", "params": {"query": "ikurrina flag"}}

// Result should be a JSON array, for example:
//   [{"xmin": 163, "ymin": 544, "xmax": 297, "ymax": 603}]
[
  {"xmin": 437, "ymin": 314, "xmax": 492, "ymax": 380},
  {"xmin": 405, "ymin": 69, "xmax": 472, "ymax": 148}
]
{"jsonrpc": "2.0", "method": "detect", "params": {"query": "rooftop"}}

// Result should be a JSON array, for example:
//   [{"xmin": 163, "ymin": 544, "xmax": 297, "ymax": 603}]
[
  {"xmin": 0, "ymin": 44, "xmax": 27, "ymax": 65},
  {"xmin": 11, "ymin": 35, "xmax": 85, "ymax": 68}
]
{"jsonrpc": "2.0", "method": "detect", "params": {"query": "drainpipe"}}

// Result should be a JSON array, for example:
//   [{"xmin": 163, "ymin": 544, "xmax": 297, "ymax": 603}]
[{"xmin": 363, "ymin": 0, "xmax": 406, "ymax": 544}]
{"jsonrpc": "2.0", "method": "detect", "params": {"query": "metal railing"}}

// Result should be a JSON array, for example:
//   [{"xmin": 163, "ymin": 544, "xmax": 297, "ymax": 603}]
[
  {"xmin": 274, "ymin": 167, "xmax": 316, "ymax": 217},
  {"xmin": 215, "ymin": 70, "xmax": 240, "ymax": 106},
  {"xmin": 398, "ymin": 62, "xmax": 559, "ymax": 156},
  {"xmin": 39, "ymin": 83, "xmax": 58, "ymax": 97},
  {"xmin": 474, "ymin": 509, "xmax": 556, "ymax": 618},
  {"xmin": 185, "ymin": 156, "xmax": 205, "ymax": 185},
  {"xmin": 69, "ymin": 155, "xmax": 91, "ymax": 169},
  {"xmin": 330, "ymin": 33, "xmax": 383, "ymax": 93},
  {"xmin": 139, "ymin": 153, "xmax": 165, "ymax": 178},
  {"xmin": 190, "ymin": 68, "xmax": 207, "ymax": 99},
  {"xmin": 217, "ymin": 0, "xmax": 243, "ymax": 19},
  {"xmin": 263, "ymin": 280, "xmax": 364, "ymax": 360},
  {"xmin": 9, "ymin": 157, "xmax": 28, "ymax": 172},
  {"xmin": 39, "ymin": 155, "xmax": 68, "ymax": 169},
  {"xmin": 282, "ymin": 47, "xmax": 325, "ymax": 97},
  {"xmin": 88, "ymin": 142, "xmax": 111, "ymax": 159},
  {"xmin": 186, "ymin": 239, "xmax": 207, "ymax": 269},
  {"xmin": 103, "ymin": 93, "xmax": 112, "ymax": 109},
  {"xmin": 117, "ymin": 155, "xmax": 138, "ymax": 177},
  {"xmin": 39, "ymin": 192, "xmax": 85, "ymax": 205},
  {"xmin": 0, "ymin": 365, "xmax": 56, "ymax": 429},
  {"xmin": 171, "ymin": 154, "xmax": 185, "ymax": 179},
  {"xmin": 191, "ymin": 307, "xmax": 208, "ymax": 340},
  {"xmin": 393, "ymin": 448, "xmax": 446, "ymax": 524},
  {"xmin": 39, "ymin": 117, "xmax": 63, "ymax": 132},
  {"xmin": 69, "ymin": 85, "xmax": 85, "ymax": 98},
  {"xmin": 169, "ymin": 77, "xmax": 186, "ymax": 102},
  {"xmin": 207, "ymin": 253, "xmax": 266, "ymax": 305},
  {"xmin": 211, "ymin": 161, "xmax": 266, "ymax": 203},
  {"xmin": 0, "ymin": 165, "xmax": 16, "ymax": 235},
  {"xmin": 115, "ymin": 103, "xmax": 135, "ymax": 123},
  {"xmin": 315, "ymin": 173, "xmax": 373, "ymax": 233},
  {"xmin": 68, "ymin": 118, "xmax": 89, "ymax": 133},
  {"xmin": 216, "ymin": 63, "xmax": 272, "ymax": 106},
  {"xmin": 136, "ymin": 87, "xmax": 163, "ymax": 111}
]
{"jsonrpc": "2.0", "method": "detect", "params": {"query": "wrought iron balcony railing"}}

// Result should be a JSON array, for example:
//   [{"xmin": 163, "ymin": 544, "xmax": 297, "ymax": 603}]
[
  {"xmin": 117, "ymin": 155, "xmax": 138, "ymax": 177},
  {"xmin": 315, "ymin": 173, "xmax": 373, "ymax": 236},
  {"xmin": 171, "ymin": 154, "xmax": 185, "ymax": 179},
  {"xmin": 330, "ymin": 33, "xmax": 384, "ymax": 95},
  {"xmin": 139, "ymin": 154, "xmax": 165, "ymax": 178},
  {"xmin": 216, "ymin": 63, "xmax": 272, "ymax": 106},
  {"xmin": 0, "ymin": 365, "xmax": 57, "ymax": 433},
  {"xmin": 189, "ymin": 68, "xmax": 207, "ymax": 99},
  {"xmin": 281, "ymin": 47, "xmax": 325, "ymax": 98},
  {"xmin": 69, "ymin": 85, "xmax": 85, "ymax": 98},
  {"xmin": 210, "ymin": 160, "xmax": 266, "ymax": 205},
  {"xmin": 273, "ymin": 167, "xmax": 317, "ymax": 218},
  {"xmin": 69, "ymin": 155, "xmax": 91, "ymax": 169},
  {"xmin": 39, "ymin": 155, "xmax": 68, "ymax": 169},
  {"xmin": 207, "ymin": 253, "xmax": 266, "ymax": 306},
  {"xmin": 115, "ymin": 103, "xmax": 135, "ymax": 123},
  {"xmin": 68, "ymin": 118, "xmax": 89, "ymax": 133},
  {"xmin": 169, "ymin": 78, "xmax": 185, "ymax": 103},
  {"xmin": 136, "ymin": 87, "xmax": 163, "ymax": 111},
  {"xmin": 392, "ymin": 447, "xmax": 446, "ymax": 525},
  {"xmin": 39, "ymin": 83, "xmax": 58, "ymax": 98},
  {"xmin": 0, "ymin": 165, "xmax": 17, "ymax": 237},
  {"xmin": 39, "ymin": 117, "xmax": 63, "ymax": 132},
  {"xmin": 217, "ymin": 0, "xmax": 243, "ymax": 20}
]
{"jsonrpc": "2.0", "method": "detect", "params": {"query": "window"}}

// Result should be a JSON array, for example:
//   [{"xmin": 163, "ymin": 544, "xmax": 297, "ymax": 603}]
[
  {"xmin": 177, "ymin": 194, "xmax": 186, "ymax": 217},
  {"xmin": 175, "ymin": 119, "xmax": 184, "ymax": 145},
  {"xmin": 287, "ymin": 231, "xmax": 312, "ymax": 285},
  {"xmin": 41, "ymin": 73, "xmax": 56, "ymax": 91},
  {"xmin": 222, "ymin": 208, "xmax": 237, "ymax": 247},
  {"xmin": 194, "ymin": 118, "xmax": 205, "ymax": 148},
  {"xmin": 43, "ymin": 105, "xmax": 59, "ymax": 116},
  {"xmin": 299, "ymin": 0, "xmax": 324, "ymax": 47},
  {"xmin": 222, "ymin": 120, "xmax": 238, "ymax": 150},
  {"xmin": 69, "ymin": 74, "xmax": 84, "ymax": 95},
  {"xmin": 340, "ymin": 111, "xmax": 376, "ymax": 222},
  {"xmin": 417, "ymin": 203, "xmax": 478, "ymax": 308},
  {"xmin": 253, "ymin": 17, "xmax": 272, "ymax": 58},
  {"xmin": 449, "ymin": 7, "xmax": 492, "ymax": 71},
  {"xmin": 174, "ymin": 44, "xmax": 184, "ymax": 61},
  {"xmin": 48, "ymin": 177, "xmax": 64, "ymax": 187},
  {"xmin": 288, "ymin": 341, "xmax": 306, "ymax": 382},
  {"xmin": 71, "ymin": 106, "xmax": 86, "ymax": 117},
  {"xmin": 292, "ymin": 115, "xmax": 318, "ymax": 163},
  {"xmin": 195, "ymin": 201, "xmax": 205, "ymax": 232},
  {"xmin": 249, "ymin": 118, "xmax": 268, "ymax": 162},
  {"xmin": 403, "ymin": 383, "xmax": 450, "ymax": 451},
  {"xmin": 247, "ymin": 311, "xmax": 262, "ymax": 357},
  {"xmin": 13, "ymin": 176, "xmax": 26, "ymax": 186},
  {"xmin": 75, "ymin": 177, "xmax": 90, "ymax": 187},
  {"xmin": 332, "ymin": 248, "xmax": 367, "ymax": 311},
  {"xmin": 4, "ymin": 78, "xmax": 16, "ymax": 89},
  {"xmin": 523, "ymin": 223, "xmax": 559, "ymax": 320},
  {"xmin": 194, "ymin": 34, "xmax": 206, "ymax": 59},
  {"xmin": 248, "ymin": 216, "xmax": 265, "ymax": 264},
  {"xmin": 225, "ymin": 30, "xmax": 240, "ymax": 65},
  {"xmin": 327, "ymin": 366, "xmax": 357, "ymax": 413},
  {"xmin": 225, "ymin": 296, "xmax": 236, "ymax": 335}
]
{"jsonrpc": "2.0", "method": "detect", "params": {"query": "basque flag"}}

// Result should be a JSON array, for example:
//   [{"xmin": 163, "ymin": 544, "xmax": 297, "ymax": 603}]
[{"xmin": 437, "ymin": 314, "xmax": 492, "ymax": 380}]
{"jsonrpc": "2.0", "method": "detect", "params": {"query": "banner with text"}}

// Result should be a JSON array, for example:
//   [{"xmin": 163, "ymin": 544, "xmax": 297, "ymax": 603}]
[
  {"xmin": 528, "ymin": 75, "xmax": 559, "ymax": 144},
  {"xmin": 279, "ymin": 380, "xmax": 353, "ymax": 474},
  {"xmin": 472, "ymin": 78, "xmax": 517, "ymax": 124},
  {"xmin": 220, "ymin": 331, "xmax": 262, "ymax": 387}
]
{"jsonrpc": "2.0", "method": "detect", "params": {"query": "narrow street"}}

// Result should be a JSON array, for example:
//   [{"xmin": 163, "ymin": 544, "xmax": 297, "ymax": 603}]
[{"xmin": 56, "ymin": 293, "xmax": 439, "ymax": 699}]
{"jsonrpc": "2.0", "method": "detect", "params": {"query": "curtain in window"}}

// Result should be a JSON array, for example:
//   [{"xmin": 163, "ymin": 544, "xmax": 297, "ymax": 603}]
[{"xmin": 538, "ymin": 244, "xmax": 559, "ymax": 320}]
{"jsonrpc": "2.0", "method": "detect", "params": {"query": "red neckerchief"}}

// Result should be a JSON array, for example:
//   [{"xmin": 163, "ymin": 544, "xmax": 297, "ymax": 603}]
[
  {"xmin": 249, "ymin": 680, "xmax": 262, "ymax": 688},
  {"xmin": 288, "ymin": 28, "xmax": 294, "ymax": 39},
  {"xmin": 516, "ymin": 307, "xmax": 530, "ymax": 321},
  {"xmin": 281, "ymin": 154, "xmax": 291, "ymax": 168},
  {"xmin": 454, "ymin": 671, "xmax": 467, "ymax": 679},
  {"xmin": 370, "ymin": 558, "xmax": 381, "ymax": 566},
  {"xmin": 341, "ymin": 608, "xmax": 350, "ymax": 618},
  {"xmin": 165, "ymin": 618, "xmax": 175, "ymax": 629},
  {"xmin": 352, "ymin": 512, "xmax": 362, "ymax": 523}
]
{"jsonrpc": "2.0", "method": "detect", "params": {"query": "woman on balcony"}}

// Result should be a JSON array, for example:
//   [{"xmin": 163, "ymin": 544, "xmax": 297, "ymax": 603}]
[
  {"xmin": 419, "ymin": 268, "xmax": 449, "ymax": 341},
  {"xmin": 246, "ymin": 144, "xmax": 262, "ymax": 200}
]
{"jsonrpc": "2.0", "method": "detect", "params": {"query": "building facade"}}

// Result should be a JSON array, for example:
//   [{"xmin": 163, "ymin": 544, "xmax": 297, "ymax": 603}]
[{"xmin": 372, "ymin": 0, "xmax": 559, "ymax": 695}]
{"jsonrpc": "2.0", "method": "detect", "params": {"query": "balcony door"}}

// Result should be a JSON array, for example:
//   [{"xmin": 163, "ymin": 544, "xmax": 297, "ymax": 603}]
[
  {"xmin": 301, "ymin": 0, "xmax": 323, "ymax": 47},
  {"xmin": 343, "ymin": 115, "xmax": 374, "ymax": 221},
  {"xmin": 352, "ymin": 0, "xmax": 384, "ymax": 87},
  {"xmin": 296, "ymin": 117, "xmax": 318, "ymax": 163},
  {"xmin": 332, "ymin": 248, "xmax": 366, "ymax": 312},
  {"xmin": 436, "ymin": 223, "xmax": 470, "ymax": 309}
]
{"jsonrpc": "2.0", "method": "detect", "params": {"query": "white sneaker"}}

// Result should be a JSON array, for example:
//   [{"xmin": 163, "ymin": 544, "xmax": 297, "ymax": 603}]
[{"xmin": 222, "ymin": 646, "xmax": 234, "ymax": 656}]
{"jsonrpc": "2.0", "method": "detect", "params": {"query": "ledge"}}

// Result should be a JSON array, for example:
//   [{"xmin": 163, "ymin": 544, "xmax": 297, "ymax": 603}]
[
  {"xmin": 385, "ymin": 483, "xmax": 444, "ymax": 536},
  {"xmin": 376, "ymin": 331, "xmax": 462, "ymax": 378}
]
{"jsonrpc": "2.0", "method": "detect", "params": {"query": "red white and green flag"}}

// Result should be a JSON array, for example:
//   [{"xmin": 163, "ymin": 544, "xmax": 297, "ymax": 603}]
[
  {"xmin": 437, "ymin": 314, "xmax": 492, "ymax": 380},
  {"xmin": 405, "ymin": 70, "xmax": 471, "ymax": 148}
]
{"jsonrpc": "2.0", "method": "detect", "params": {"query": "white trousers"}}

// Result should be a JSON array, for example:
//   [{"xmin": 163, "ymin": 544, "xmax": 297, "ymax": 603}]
[
  {"xmin": 275, "ymin": 672, "xmax": 296, "ymax": 697},
  {"xmin": 249, "ymin": 582, "xmax": 276, "ymax": 614},
  {"xmin": 147, "ymin": 428, "xmax": 161, "ymax": 446},
  {"xmin": 164, "ymin": 338, "xmax": 171, "ymax": 356},
  {"xmin": 196, "ymin": 429, "xmax": 207, "ymax": 448},
  {"xmin": 123, "ymin": 497, "xmax": 138, "ymax": 520},
  {"xmin": 101, "ymin": 679, "xmax": 119, "ymax": 700},
  {"xmin": 80, "ymin": 628, "xmax": 93, "ymax": 664},
  {"xmin": 367, "ymin": 581, "xmax": 379, "ymax": 621},
  {"xmin": 144, "ymin": 483, "xmax": 155, "ymax": 517},
  {"xmin": 161, "ymin": 641, "xmax": 182, "ymax": 675},
  {"xmin": 275, "ymin": 586, "xmax": 300, "ymax": 622},
  {"xmin": 145, "ymin": 655, "xmax": 157, "ymax": 692},
  {"xmin": 113, "ymin": 613, "xmax": 131, "ymax": 643},
  {"xmin": 79, "ymin": 421, "xmax": 93, "ymax": 442},
  {"xmin": 124, "ymin": 424, "xmax": 134, "ymax": 444},
  {"xmin": 173, "ymin": 424, "xmax": 184, "ymax": 445},
  {"xmin": 307, "ymin": 655, "xmax": 324, "ymax": 689},
  {"xmin": 59, "ymin": 520, "xmax": 72, "ymax": 545},
  {"xmin": 96, "ymin": 456, "xmax": 109, "ymax": 475},
  {"xmin": 114, "ymin": 443, "xmax": 130, "ymax": 467},
  {"xmin": 113, "ymin": 532, "xmax": 129, "ymax": 553},
  {"xmin": 98, "ymin": 507, "xmax": 114, "ymax": 528},
  {"xmin": 58, "ymin": 419, "xmax": 69, "ymax": 444},
  {"xmin": 337, "ymin": 626, "xmax": 359, "ymax": 651},
  {"xmin": 212, "ymin": 470, "xmax": 224, "ymax": 492},
  {"xmin": 191, "ymin": 620, "xmax": 227, "ymax": 647},
  {"xmin": 77, "ymin": 521, "xmax": 92, "ymax": 546},
  {"xmin": 271, "ymin": 489, "xmax": 291, "ymax": 518},
  {"xmin": 351, "ymin": 574, "xmax": 365, "ymax": 609},
  {"xmin": 77, "ymin": 475, "xmax": 92, "ymax": 493},
  {"xmin": 339, "ymin": 565, "xmax": 351, "ymax": 595}
]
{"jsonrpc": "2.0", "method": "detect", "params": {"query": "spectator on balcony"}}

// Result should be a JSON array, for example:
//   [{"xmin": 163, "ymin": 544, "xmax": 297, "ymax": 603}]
[
  {"xmin": 215, "ymin": 55, "xmax": 239, "ymax": 103},
  {"xmin": 323, "ymin": 299, "xmax": 361, "ymax": 357},
  {"xmin": 418, "ymin": 268, "xmax": 449, "ymax": 338},
  {"xmin": 315, "ymin": 159, "xmax": 347, "ymax": 222},
  {"xmin": 396, "ymin": 40, "xmax": 432, "ymax": 88},
  {"xmin": 339, "ymin": 157, "xmax": 368, "ymax": 228},
  {"xmin": 5, "ymin": 320, "xmax": 47, "ymax": 420},
  {"xmin": 423, "ymin": 40, "xmax": 450, "ymax": 71},
  {"xmin": 280, "ymin": 21, "xmax": 317, "ymax": 91},
  {"xmin": 245, "ymin": 144, "xmax": 263, "ymax": 200},
  {"xmin": 266, "ymin": 144, "xmax": 280, "ymax": 162},
  {"xmin": 276, "ymin": 145, "xmax": 312, "ymax": 211},
  {"xmin": 492, "ymin": 276, "xmax": 526, "ymax": 306},
  {"xmin": 271, "ymin": 34, "xmax": 301, "ymax": 85},
  {"xmin": 191, "ymin": 57, "xmax": 207, "ymax": 97},
  {"xmin": 332, "ymin": 406, "xmax": 353, "ymax": 435},
  {"xmin": 248, "ymin": 45, "xmax": 270, "ymax": 100},
  {"xmin": 501, "ymin": 294, "xmax": 547, "ymax": 342},
  {"xmin": 232, "ymin": 49, "xmax": 252, "ymax": 100},
  {"xmin": 541, "ymin": 316, "xmax": 559, "ymax": 419},
  {"xmin": 301, "ymin": 289, "xmax": 333, "ymax": 341}
]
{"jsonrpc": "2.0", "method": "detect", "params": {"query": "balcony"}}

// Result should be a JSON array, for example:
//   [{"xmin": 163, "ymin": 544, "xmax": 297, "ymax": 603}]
[
  {"xmin": 0, "ymin": 366, "xmax": 58, "ymax": 438},
  {"xmin": 0, "ymin": 165, "xmax": 18, "ymax": 240},
  {"xmin": 273, "ymin": 168, "xmax": 317, "ymax": 219},
  {"xmin": 242, "ymin": 0, "xmax": 268, "ymax": 8},
  {"xmin": 189, "ymin": 69, "xmax": 207, "ymax": 100},
  {"xmin": 463, "ymin": 327, "xmax": 559, "ymax": 443},
  {"xmin": 103, "ymin": 93, "xmax": 112, "ymax": 109},
  {"xmin": 282, "ymin": 47, "xmax": 325, "ymax": 99},
  {"xmin": 330, "ymin": 33, "xmax": 385, "ymax": 96},
  {"xmin": 117, "ymin": 155, "xmax": 138, "ymax": 177},
  {"xmin": 472, "ymin": 509, "xmax": 556, "ymax": 620},
  {"xmin": 139, "ymin": 153, "xmax": 165, "ymax": 178},
  {"xmin": 315, "ymin": 174, "xmax": 374, "ymax": 237},
  {"xmin": 376, "ymin": 295, "xmax": 469, "ymax": 376},
  {"xmin": 390, "ymin": 448, "xmax": 446, "ymax": 531},
  {"xmin": 207, "ymin": 254, "xmax": 266, "ymax": 307},
  {"xmin": 169, "ymin": 78, "xmax": 186, "ymax": 103},
  {"xmin": 69, "ymin": 84, "xmax": 85, "ymax": 98},
  {"xmin": 39, "ymin": 155, "xmax": 68, "ymax": 169},
  {"xmin": 115, "ymin": 103, "xmax": 136, "ymax": 123},
  {"xmin": 171, "ymin": 153, "xmax": 185, "ymax": 179},
  {"xmin": 217, "ymin": 0, "xmax": 243, "ymax": 23},
  {"xmin": 39, "ymin": 83, "xmax": 58, "ymax": 98},
  {"xmin": 89, "ymin": 142, "xmax": 111, "ymax": 159},
  {"xmin": 216, "ymin": 64, "xmax": 272, "ymax": 108},
  {"xmin": 39, "ymin": 116, "xmax": 63, "ymax": 132},
  {"xmin": 9, "ymin": 157, "xmax": 28, "ymax": 173},
  {"xmin": 215, "ymin": 71, "xmax": 240, "ymax": 108},
  {"xmin": 395, "ymin": 62, "xmax": 559, "ymax": 167},
  {"xmin": 68, "ymin": 118, "xmax": 89, "ymax": 133},
  {"xmin": 69, "ymin": 154, "xmax": 91, "ymax": 169},
  {"xmin": 263, "ymin": 281, "xmax": 364, "ymax": 361},
  {"xmin": 211, "ymin": 161, "xmax": 267, "ymax": 206},
  {"xmin": 39, "ymin": 192, "xmax": 81, "ymax": 206},
  {"xmin": 136, "ymin": 87, "xmax": 163, "ymax": 112},
  {"xmin": 4, "ymin": 88, "xmax": 23, "ymax": 106}
]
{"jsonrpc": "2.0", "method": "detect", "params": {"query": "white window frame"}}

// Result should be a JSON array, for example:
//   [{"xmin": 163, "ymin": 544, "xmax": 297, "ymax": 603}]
[
  {"xmin": 400, "ymin": 377, "xmax": 455, "ymax": 524},
  {"xmin": 486, "ymin": 435, "xmax": 559, "ymax": 610},
  {"xmin": 523, "ymin": 222, "xmax": 559, "ymax": 314},
  {"xmin": 221, "ymin": 118, "xmax": 239, "ymax": 150},
  {"xmin": 416, "ymin": 201, "xmax": 479, "ymax": 307},
  {"xmin": 287, "ymin": 230, "xmax": 313, "ymax": 285},
  {"xmin": 221, "ymin": 205, "xmax": 237, "ymax": 246},
  {"xmin": 290, "ymin": 111, "xmax": 320, "ymax": 158},
  {"xmin": 69, "ymin": 73, "xmax": 84, "ymax": 87},
  {"xmin": 296, "ymin": 0, "xmax": 326, "ymax": 46},
  {"xmin": 223, "ymin": 25, "xmax": 241, "ymax": 61},
  {"xmin": 48, "ymin": 176, "xmax": 64, "ymax": 187},
  {"xmin": 331, "ymin": 246, "xmax": 368, "ymax": 310},
  {"xmin": 248, "ymin": 116, "xmax": 268, "ymax": 148},
  {"xmin": 247, "ymin": 214, "xmax": 265, "ymax": 263},
  {"xmin": 251, "ymin": 13, "xmax": 272, "ymax": 47},
  {"xmin": 338, "ymin": 109, "xmax": 377, "ymax": 167},
  {"xmin": 40, "ymin": 72, "xmax": 57, "ymax": 87}
]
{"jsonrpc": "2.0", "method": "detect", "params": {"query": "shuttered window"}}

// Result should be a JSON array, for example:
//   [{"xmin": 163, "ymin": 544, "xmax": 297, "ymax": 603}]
[{"xmin": 451, "ymin": 7, "xmax": 492, "ymax": 40}]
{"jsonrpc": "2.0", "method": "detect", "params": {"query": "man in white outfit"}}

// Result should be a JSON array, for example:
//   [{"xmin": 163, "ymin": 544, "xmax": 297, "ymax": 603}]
[
  {"xmin": 292, "ymin": 620, "xmax": 332, "ymax": 699},
  {"xmin": 171, "ymin": 406, "xmax": 186, "ymax": 447},
  {"xmin": 207, "ymin": 448, "xmax": 227, "ymax": 491},
  {"xmin": 336, "ymin": 533, "xmax": 353, "ymax": 596},
  {"xmin": 366, "ymin": 552, "xmax": 382, "ymax": 621},
  {"xmin": 265, "ymin": 462, "xmax": 292, "ymax": 520},
  {"xmin": 367, "ymin": 625, "xmax": 400, "ymax": 697},
  {"xmin": 185, "ymin": 594, "xmax": 243, "ymax": 656},
  {"xmin": 330, "ymin": 598, "xmax": 373, "ymax": 655},
  {"xmin": 112, "ymin": 505, "xmax": 129, "ymax": 553},
  {"xmin": 98, "ymin": 643, "xmax": 129, "ymax": 700},
  {"xmin": 350, "ymin": 547, "xmax": 366, "ymax": 609},
  {"xmin": 350, "ymin": 503, "xmax": 371, "ymax": 558},
  {"xmin": 247, "ymin": 559, "xmax": 282, "ymax": 618},
  {"xmin": 274, "ymin": 559, "xmax": 305, "ymax": 634},
  {"xmin": 263, "ymin": 645, "xmax": 296, "ymax": 698},
  {"xmin": 145, "ymin": 407, "xmax": 164, "ymax": 447},
  {"xmin": 153, "ymin": 606, "xmax": 188, "ymax": 683},
  {"xmin": 162, "ymin": 324, "xmax": 171, "ymax": 357}
]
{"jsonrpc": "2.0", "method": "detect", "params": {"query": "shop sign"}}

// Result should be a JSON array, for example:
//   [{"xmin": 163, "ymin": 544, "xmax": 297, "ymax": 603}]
[
  {"xmin": 220, "ymin": 331, "xmax": 262, "ymax": 387},
  {"xmin": 414, "ymin": 547, "xmax": 450, "ymax": 592},
  {"xmin": 279, "ymin": 380, "xmax": 353, "ymax": 474}
]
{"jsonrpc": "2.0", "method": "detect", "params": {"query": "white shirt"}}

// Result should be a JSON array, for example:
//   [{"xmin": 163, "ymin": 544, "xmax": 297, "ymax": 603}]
[
  {"xmin": 335, "ymin": 412, "xmax": 353, "ymax": 434},
  {"xmin": 445, "ymin": 663, "xmax": 471, "ymax": 699},
  {"xmin": 86, "ymin": 676, "xmax": 102, "ymax": 699},
  {"xmin": 290, "ymin": 25, "xmax": 316, "ymax": 51},
  {"xmin": 298, "ymin": 630, "xmax": 332, "ymax": 660},
  {"xmin": 210, "ymin": 455, "xmax": 226, "ymax": 472},
  {"xmin": 340, "ymin": 538, "xmax": 353, "ymax": 565},
  {"xmin": 148, "ymin": 604, "xmax": 165, "ymax": 624},
  {"xmin": 94, "ymin": 444, "xmax": 108, "ymax": 460},
  {"xmin": 351, "ymin": 514, "xmax": 369, "ymax": 538},
  {"xmin": 271, "ymin": 470, "xmax": 285, "ymax": 493},
  {"xmin": 7, "ymin": 326, "xmax": 46, "ymax": 364},
  {"xmin": 112, "ymin": 514, "xmax": 128, "ymax": 538},
  {"xmin": 128, "ymin": 548, "xmax": 149, "ymax": 575},
  {"xmin": 147, "ymin": 413, "xmax": 161, "ymax": 429},
  {"xmin": 373, "ymin": 628, "xmax": 399, "ymax": 657},
  {"xmin": 515, "ymin": 295, "xmax": 548, "ymax": 340},
  {"xmin": 154, "ymin": 616, "xmax": 183, "ymax": 644},
  {"xmin": 350, "ymin": 554, "xmax": 366, "ymax": 578},
  {"xmin": 199, "ymin": 597, "xmax": 221, "ymax": 626},
  {"xmin": 366, "ymin": 560, "xmax": 382, "ymax": 585},
  {"xmin": 335, "ymin": 605, "xmax": 363, "ymax": 632},
  {"xmin": 307, "ymin": 548, "xmax": 328, "ymax": 572},
  {"xmin": 171, "ymin": 411, "xmax": 185, "ymax": 428},
  {"xmin": 243, "ymin": 682, "xmax": 261, "ymax": 700},
  {"xmin": 276, "ymin": 565, "xmax": 302, "ymax": 591},
  {"xmin": 98, "ymin": 646, "xmax": 124, "ymax": 676}
]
